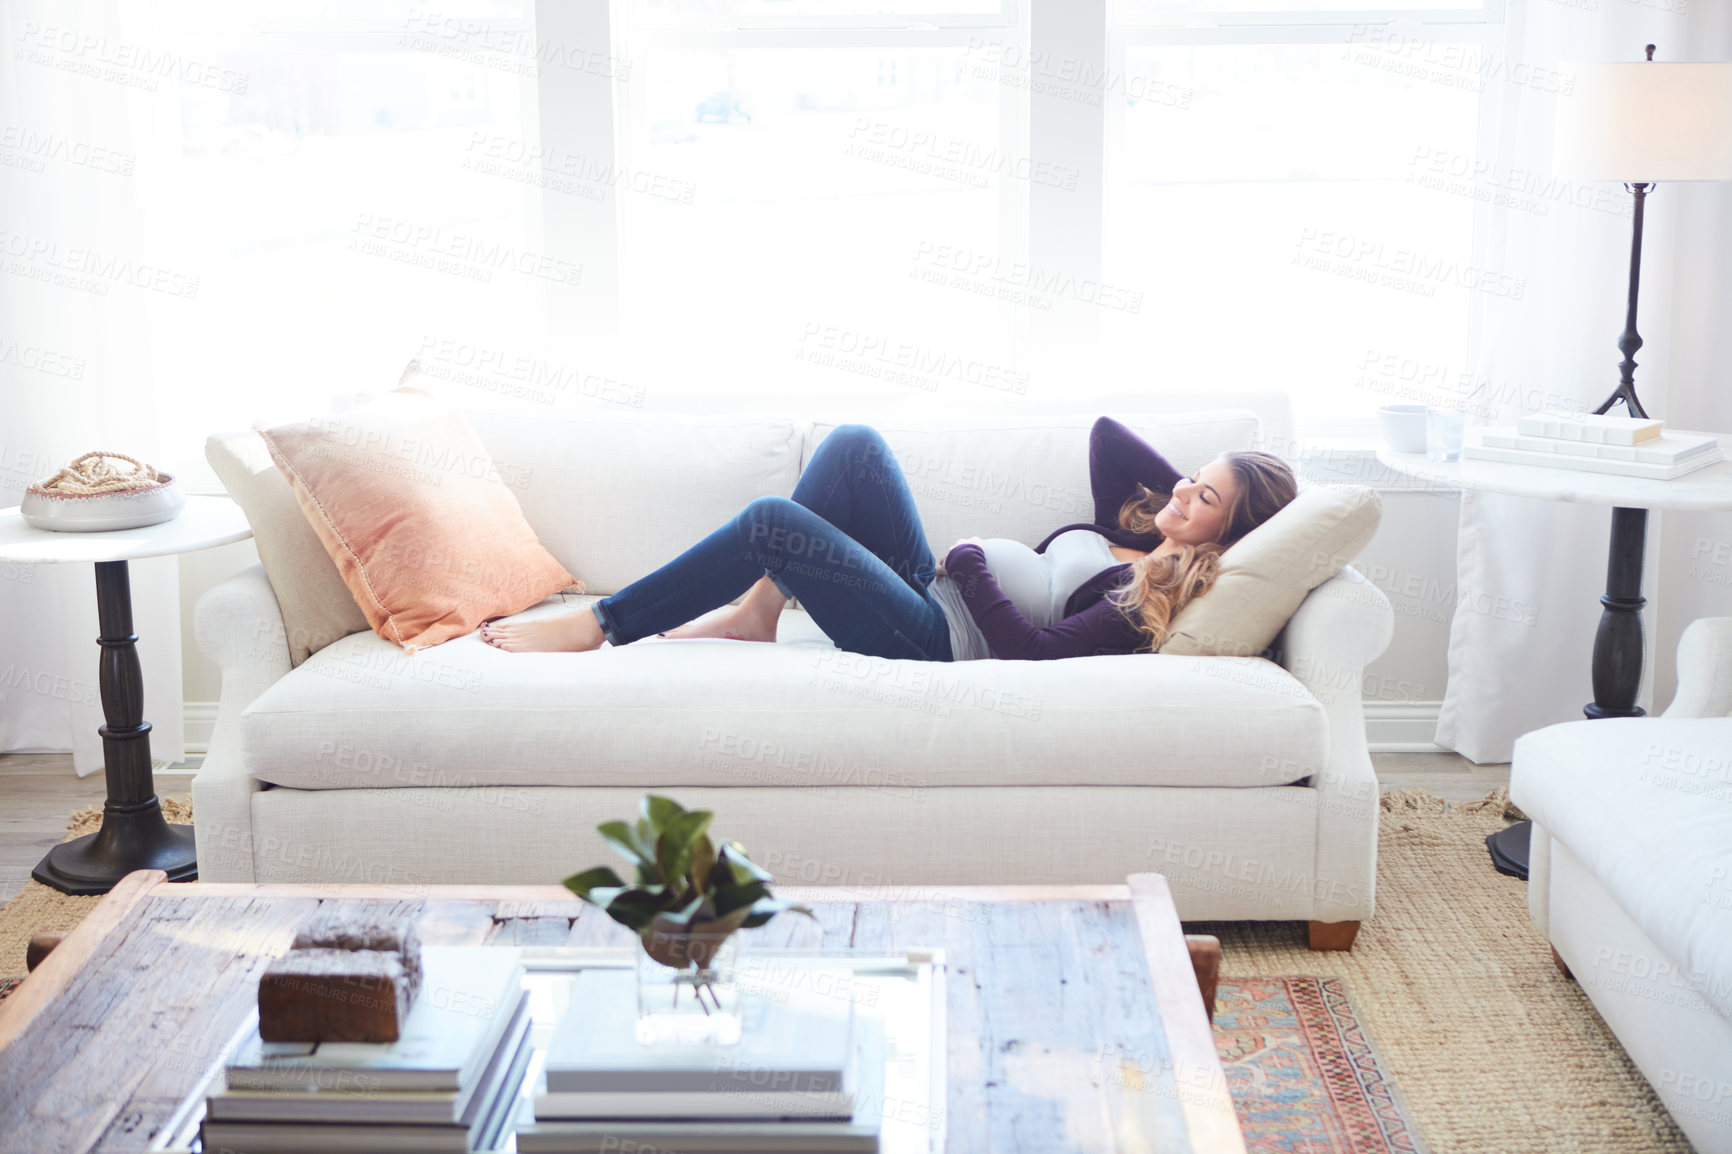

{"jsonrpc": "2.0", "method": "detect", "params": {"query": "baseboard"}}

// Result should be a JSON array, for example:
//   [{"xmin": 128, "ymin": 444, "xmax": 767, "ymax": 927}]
[
  {"xmin": 183, "ymin": 700, "xmax": 1447, "ymax": 757},
  {"xmin": 1364, "ymin": 700, "xmax": 1446, "ymax": 753},
  {"xmin": 184, "ymin": 700, "xmax": 219, "ymax": 755}
]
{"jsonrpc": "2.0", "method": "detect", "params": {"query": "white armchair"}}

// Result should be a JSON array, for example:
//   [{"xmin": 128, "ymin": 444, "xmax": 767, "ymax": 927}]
[{"xmin": 1512, "ymin": 617, "xmax": 1732, "ymax": 1154}]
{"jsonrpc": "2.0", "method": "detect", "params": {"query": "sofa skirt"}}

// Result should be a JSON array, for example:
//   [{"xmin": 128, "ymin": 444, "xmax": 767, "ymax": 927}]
[{"xmin": 223, "ymin": 782, "xmax": 1374, "ymax": 923}]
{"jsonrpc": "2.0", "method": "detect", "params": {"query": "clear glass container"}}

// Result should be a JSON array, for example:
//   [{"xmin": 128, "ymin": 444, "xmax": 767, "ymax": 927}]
[
  {"xmin": 634, "ymin": 935, "xmax": 743, "ymax": 1045},
  {"xmin": 1426, "ymin": 405, "xmax": 1467, "ymax": 462}
]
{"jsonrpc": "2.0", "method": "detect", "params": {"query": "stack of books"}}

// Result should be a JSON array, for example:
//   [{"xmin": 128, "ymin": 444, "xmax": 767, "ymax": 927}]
[
  {"xmin": 201, "ymin": 947, "xmax": 532, "ymax": 1153},
  {"xmin": 1464, "ymin": 411, "xmax": 1723, "ymax": 480},
  {"xmin": 518, "ymin": 967, "xmax": 887, "ymax": 1153}
]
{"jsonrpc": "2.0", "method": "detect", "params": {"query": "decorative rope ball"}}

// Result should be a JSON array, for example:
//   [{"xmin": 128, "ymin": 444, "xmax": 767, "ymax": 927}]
[{"xmin": 31, "ymin": 452, "xmax": 167, "ymax": 496}]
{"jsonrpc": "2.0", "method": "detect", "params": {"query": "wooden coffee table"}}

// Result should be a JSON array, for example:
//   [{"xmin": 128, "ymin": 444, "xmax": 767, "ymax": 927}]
[{"xmin": 0, "ymin": 872, "xmax": 1243, "ymax": 1153}]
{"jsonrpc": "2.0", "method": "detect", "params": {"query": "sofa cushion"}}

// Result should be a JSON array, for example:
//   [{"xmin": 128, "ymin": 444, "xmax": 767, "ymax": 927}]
[
  {"xmin": 1511, "ymin": 717, "xmax": 1732, "ymax": 1020},
  {"xmin": 463, "ymin": 408, "xmax": 809, "ymax": 597},
  {"xmin": 1159, "ymin": 483, "xmax": 1382, "ymax": 658},
  {"xmin": 804, "ymin": 411, "xmax": 1261, "ymax": 561},
  {"xmin": 241, "ymin": 596, "xmax": 1329, "ymax": 792},
  {"xmin": 206, "ymin": 428, "xmax": 372, "ymax": 667},
  {"xmin": 255, "ymin": 385, "xmax": 580, "ymax": 654}
]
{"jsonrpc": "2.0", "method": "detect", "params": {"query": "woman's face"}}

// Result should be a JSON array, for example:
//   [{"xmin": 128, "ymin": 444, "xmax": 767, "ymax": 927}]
[{"xmin": 1154, "ymin": 457, "xmax": 1239, "ymax": 546}]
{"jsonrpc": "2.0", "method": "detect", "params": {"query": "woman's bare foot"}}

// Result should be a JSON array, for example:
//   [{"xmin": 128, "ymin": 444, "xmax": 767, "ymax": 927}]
[{"xmin": 481, "ymin": 608, "xmax": 605, "ymax": 653}]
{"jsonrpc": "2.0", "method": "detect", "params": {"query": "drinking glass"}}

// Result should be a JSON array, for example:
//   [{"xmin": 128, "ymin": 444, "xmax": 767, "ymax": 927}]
[{"xmin": 1426, "ymin": 406, "xmax": 1467, "ymax": 463}]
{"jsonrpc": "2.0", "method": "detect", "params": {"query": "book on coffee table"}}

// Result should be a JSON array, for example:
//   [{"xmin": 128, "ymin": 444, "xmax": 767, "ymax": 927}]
[
  {"xmin": 198, "ymin": 1019, "xmax": 532, "ymax": 1153},
  {"xmin": 200, "ymin": 947, "xmax": 534, "ymax": 1152},
  {"xmin": 1462, "ymin": 440, "xmax": 1724, "ymax": 480},
  {"xmin": 206, "ymin": 996, "xmax": 532, "ymax": 1125},
  {"xmin": 1480, "ymin": 427, "xmax": 1719, "ymax": 464},
  {"xmin": 222, "ymin": 947, "xmax": 526, "ymax": 1095},
  {"xmin": 1514, "ymin": 411, "xmax": 1663, "ymax": 444},
  {"xmin": 519, "ymin": 1014, "xmax": 887, "ymax": 1153},
  {"xmin": 541, "ymin": 966, "xmax": 855, "ymax": 1099}
]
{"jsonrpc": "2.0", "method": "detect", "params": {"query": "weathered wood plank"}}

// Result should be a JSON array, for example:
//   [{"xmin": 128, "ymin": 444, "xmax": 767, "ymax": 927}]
[
  {"xmin": 734, "ymin": 902, "xmax": 843, "ymax": 950},
  {"xmin": 564, "ymin": 905, "xmax": 637, "ymax": 949},
  {"xmin": 0, "ymin": 894, "xmax": 318, "ymax": 1154},
  {"xmin": 491, "ymin": 897, "xmax": 585, "ymax": 920},
  {"xmin": 0, "ymin": 870, "xmax": 163, "ymax": 1050},
  {"xmin": 174, "ymin": 882, "xmax": 577, "ymax": 901},
  {"xmin": 167, "ymin": 882, "xmax": 1138, "ymax": 904},
  {"xmin": 964, "ymin": 901, "xmax": 1169, "ymax": 1152},
  {"xmin": 484, "ymin": 917, "xmax": 574, "ymax": 947},
  {"xmin": 865, "ymin": 897, "xmax": 985, "ymax": 1154},
  {"xmin": 1130, "ymin": 874, "xmax": 1246, "ymax": 1154},
  {"xmin": 95, "ymin": 1096, "xmax": 183, "ymax": 1152},
  {"xmin": 412, "ymin": 902, "xmax": 497, "ymax": 946},
  {"xmin": 781, "ymin": 883, "xmax": 1132, "ymax": 905}
]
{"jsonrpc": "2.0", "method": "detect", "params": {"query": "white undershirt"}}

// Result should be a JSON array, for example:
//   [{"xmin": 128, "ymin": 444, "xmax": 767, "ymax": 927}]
[{"xmin": 931, "ymin": 529, "xmax": 1121, "ymax": 661}]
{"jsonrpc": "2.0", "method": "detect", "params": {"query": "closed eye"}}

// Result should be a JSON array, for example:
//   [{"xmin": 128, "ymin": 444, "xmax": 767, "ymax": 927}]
[{"xmin": 1184, "ymin": 477, "xmax": 1211, "ymax": 505}]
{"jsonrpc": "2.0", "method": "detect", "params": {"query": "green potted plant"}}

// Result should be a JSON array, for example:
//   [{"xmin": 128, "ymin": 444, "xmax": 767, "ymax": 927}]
[{"xmin": 564, "ymin": 795, "xmax": 813, "ymax": 1040}]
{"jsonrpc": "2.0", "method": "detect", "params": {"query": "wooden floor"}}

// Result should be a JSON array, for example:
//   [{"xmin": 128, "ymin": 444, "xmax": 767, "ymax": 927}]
[{"xmin": 0, "ymin": 750, "xmax": 1511, "ymax": 908}]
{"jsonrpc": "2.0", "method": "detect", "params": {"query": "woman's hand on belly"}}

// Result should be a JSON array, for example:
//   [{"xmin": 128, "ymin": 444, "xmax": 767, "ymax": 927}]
[{"xmin": 937, "ymin": 536, "xmax": 986, "ymax": 575}]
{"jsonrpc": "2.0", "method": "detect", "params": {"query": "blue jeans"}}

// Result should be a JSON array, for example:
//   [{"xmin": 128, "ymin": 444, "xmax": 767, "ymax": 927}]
[{"xmin": 590, "ymin": 425, "xmax": 954, "ymax": 662}]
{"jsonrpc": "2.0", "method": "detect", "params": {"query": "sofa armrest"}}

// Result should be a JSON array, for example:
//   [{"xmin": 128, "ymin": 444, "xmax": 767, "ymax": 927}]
[
  {"xmin": 190, "ymin": 561, "xmax": 291, "ymax": 882},
  {"xmin": 1273, "ymin": 566, "xmax": 1395, "ymax": 923},
  {"xmin": 1662, "ymin": 617, "xmax": 1732, "ymax": 719}
]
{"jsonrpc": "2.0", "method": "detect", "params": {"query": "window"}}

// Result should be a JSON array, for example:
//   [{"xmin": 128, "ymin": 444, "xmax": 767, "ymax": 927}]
[
  {"xmin": 137, "ymin": 3, "xmax": 546, "ymax": 483},
  {"xmin": 612, "ymin": 0, "xmax": 1031, "ymax": 406},
  {"xmin": 125, "ymin": 0, "xmax": 1506, "ymax": 486},
  {"xmin": 1104, "ymin": 1, "xmax": 1503, "ymax": 433}
]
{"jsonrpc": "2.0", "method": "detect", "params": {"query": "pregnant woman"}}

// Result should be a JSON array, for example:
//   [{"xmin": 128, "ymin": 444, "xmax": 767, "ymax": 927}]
[{"xmin": 481, "ymin": 417, "xmax": 1296, "ymax": 661}]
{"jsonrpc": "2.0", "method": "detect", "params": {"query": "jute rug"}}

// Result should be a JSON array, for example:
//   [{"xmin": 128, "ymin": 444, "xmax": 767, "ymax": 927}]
[{"xmin": 0, "ymin": 793, "xmax": 1694, "ymax": 1152}]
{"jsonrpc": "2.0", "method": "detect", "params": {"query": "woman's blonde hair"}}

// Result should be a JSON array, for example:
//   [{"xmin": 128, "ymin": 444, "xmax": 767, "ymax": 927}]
[{"xmin": 1106, "ymin": 450, "xmax": 1297, "ymax": 652}]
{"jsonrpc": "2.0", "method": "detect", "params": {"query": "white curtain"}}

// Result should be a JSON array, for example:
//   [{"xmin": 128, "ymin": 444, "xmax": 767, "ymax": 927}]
[
  {"xmin": 0, "ymin": 0, "xmax": 185, "ymax": 776},
  {"xmin": 1436, "ymin": 0, "xmax": 1732, "ymax": 762}
]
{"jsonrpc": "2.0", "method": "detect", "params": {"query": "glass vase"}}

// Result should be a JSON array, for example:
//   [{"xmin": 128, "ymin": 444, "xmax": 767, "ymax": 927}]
[{"xmin": 634, "ymin": 933, "xmax": 743, "ymax": 1046}]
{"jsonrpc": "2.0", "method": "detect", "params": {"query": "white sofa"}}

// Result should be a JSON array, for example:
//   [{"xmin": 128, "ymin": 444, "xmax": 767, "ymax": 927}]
[
  {"xmin": 1514, "ymin": 618, "xmax": 1732, "ymax": 1152},
  {"xmin": 192, "ymin": 407, "xmax": 1393, "ymax": 944}
]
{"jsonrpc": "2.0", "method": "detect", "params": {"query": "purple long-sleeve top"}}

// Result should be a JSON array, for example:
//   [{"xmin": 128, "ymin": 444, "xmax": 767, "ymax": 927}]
[{"xmin": 940, "ymin": 416, "xmax": 1183, "ymax": 660}]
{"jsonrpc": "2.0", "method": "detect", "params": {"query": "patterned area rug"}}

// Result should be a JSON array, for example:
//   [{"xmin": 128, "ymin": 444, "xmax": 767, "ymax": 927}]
[{"xmin": 1217, "ymin": 976, "xmax": 1424, "ymax": 1154}]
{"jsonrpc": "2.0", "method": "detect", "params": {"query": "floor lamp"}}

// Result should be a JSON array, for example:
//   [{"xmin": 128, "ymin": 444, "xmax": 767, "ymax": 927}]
[{"xmin": 1486, "ymin": 51, "xmax": 1732, "ymax": 879}]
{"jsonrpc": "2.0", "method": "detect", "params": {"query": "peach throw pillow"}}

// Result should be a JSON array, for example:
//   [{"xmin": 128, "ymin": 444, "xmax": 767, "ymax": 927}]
[{"xmin": 255, "ymin": 386, "xmax": 581, "ymax": 654}]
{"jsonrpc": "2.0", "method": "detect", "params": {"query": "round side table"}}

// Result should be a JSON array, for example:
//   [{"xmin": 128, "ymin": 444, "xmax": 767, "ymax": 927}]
[
  {"xmin": 1377, "ymin": 434, "xmax": 1732, "ymax": 879},
  {"xmin": 0, "ymin": 495, "xmax": 253, "ymax": 894}
]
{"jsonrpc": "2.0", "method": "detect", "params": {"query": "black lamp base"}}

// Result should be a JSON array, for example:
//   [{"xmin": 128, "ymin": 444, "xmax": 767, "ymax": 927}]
[
  {"xmin": 32, "ymin": 802, "xmax": 196, "ymax": 896},
  {"xmin": 1486, "ymin": 821, "xmax": 1531, "ymax": 881}
]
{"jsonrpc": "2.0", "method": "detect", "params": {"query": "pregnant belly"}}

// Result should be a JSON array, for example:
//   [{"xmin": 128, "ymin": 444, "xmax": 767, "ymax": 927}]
[{"xmin": 975, "ymin": 537, "xmax": 1052, "ymax": 626}]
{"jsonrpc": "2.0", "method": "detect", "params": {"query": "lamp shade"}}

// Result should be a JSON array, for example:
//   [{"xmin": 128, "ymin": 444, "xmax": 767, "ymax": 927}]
[{"xmin": 1554, "ymin": 62, "xmax": 1732, "ymax": 182}]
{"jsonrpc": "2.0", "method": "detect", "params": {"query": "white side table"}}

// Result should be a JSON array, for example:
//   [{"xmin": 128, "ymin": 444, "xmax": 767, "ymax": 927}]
[
  {"xmin": 1377, "ymin": 432, "xmax": 1732, "ymax": 878},
  {"xmin": 0, "ymin": 496, "xmax": 253, "ymax": 894}
]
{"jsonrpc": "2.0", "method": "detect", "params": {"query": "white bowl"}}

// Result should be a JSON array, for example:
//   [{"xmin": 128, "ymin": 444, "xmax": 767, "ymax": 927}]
[
  {"xmin": 20, "ymin": 474, "xmax": 186, "ymax": 532},
  {"xmin": 1377, "ymin": 405, "xmax": 1430, "ymax": 454}
]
